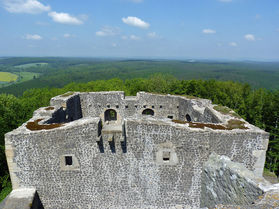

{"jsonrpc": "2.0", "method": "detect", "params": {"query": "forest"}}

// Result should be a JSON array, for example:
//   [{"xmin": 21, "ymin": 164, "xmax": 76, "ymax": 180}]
[
  {"xmin": 0, "ymin": 74, "xmax": 279, "ymax": 201},
  {"xmin": 1, "ymin": 57, "xmax": 279, "ymax": 96}
]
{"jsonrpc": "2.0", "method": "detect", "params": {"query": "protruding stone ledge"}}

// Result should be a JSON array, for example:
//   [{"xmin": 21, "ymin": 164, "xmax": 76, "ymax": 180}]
[
  {"xmin": 0, "ymin": 188, "xmax": 44, "ymax": 209},
  {"xmin": 200, "ymin": 153, "xmax": 273, "ymax": 208}
]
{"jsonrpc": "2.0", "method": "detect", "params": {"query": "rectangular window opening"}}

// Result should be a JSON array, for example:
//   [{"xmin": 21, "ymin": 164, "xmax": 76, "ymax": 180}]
[
  {"xmin": 65, "ymin": 156, "xmax": 73, "ymax": 166},
  {"xmin": 168, "ymin": 115, "xmax": 173, "ymax": 119},
  {"xmin": 163, "ymin": 151, "xmax": 171, "ymax": 162}
]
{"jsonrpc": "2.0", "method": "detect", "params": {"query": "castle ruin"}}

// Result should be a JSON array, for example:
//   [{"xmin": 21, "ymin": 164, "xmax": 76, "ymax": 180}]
[{"xmin": 2, "ymin": 91, "xmax": 271, "ymax": 208}]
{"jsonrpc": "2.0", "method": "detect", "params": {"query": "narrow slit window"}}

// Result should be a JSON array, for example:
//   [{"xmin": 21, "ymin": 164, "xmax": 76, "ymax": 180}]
[
  {"xmin": 65, "ymin": 156, "xmax": 73, "ymax": 166},
  {"xmin": 163, "ymin": 151, "xmax": 171, "ymax": 162}
]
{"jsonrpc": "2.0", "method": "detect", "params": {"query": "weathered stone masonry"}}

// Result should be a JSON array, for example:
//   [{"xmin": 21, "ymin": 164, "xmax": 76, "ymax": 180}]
[{"xmin": 4, "ymin": 91, "xmax": 269, "ymax": 209}]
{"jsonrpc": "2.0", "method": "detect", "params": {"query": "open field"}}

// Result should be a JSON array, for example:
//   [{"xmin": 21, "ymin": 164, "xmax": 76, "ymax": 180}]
[
  {"xmin": 14, "ymin": 62, "xmax": 48, "ymax": 69},
  {"xmin": 0, "ymin": 72, "xmax": 18, "ymax": 82},
  {"xmin": 0, "ymin": 72, "xmax": 40, "ymax": 88},
  {"xmin": 16, "ymin": 72, "xmax": 40, "ymax": 83}
]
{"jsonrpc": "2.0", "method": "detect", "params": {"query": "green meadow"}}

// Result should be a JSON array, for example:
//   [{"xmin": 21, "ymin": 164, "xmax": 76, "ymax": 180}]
[{"xmin": 0, "ymin": 72, "xmax": 18, "ymax": 82}]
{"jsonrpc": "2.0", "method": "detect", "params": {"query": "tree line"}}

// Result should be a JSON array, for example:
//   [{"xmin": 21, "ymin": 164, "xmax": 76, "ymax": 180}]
[{"xmin": 0, "ymin": 74, "xmax": 278, "ymax": 200}]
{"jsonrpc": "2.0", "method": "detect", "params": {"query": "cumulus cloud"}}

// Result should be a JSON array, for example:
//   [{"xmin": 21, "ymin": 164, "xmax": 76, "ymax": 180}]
[
  {"xmin": 96, "ymin": 26, "xmax": 120, "ymax": 37},
  {"xmin": 63, "ymin": 33, "xmax": 75, "ymax": 38},
  {"xmin": 122, "ymin": 16, "xmax": 149, "ymax": 29},
  {"xmin": 3, "ymin": 0, "xmax": 50, "ymax": 14},
  {"xmin": 130, "ymin": 34, "xmax": 140, "ymax": 40},
  {"xmin": 244, "ymin": 34, "xmax": 255, "ymax": 41},
  {"xmin": 48, "ymin": 11, "xmax": 83, "ymax": 25},
  {"xmin": 202, "ymin": 29, "xmax": 216, "ymax": 34},
  {"xmin": 147, "ymin": 32, "xmax": 157, "ymax": 38},
  {"xmin": 121, "ymin": 35, "xmax": 128, "ymax": 40},
  {"xmin": 229, "ymin": 42, "xmax": 237, "ymax": 47},
  {"xmin": 24, "ymin": 34, "xmax": 42, "ymax": 40},
  {"xmin": 121, "ymin": 35, "xmax": 141, "ymax": 40}
]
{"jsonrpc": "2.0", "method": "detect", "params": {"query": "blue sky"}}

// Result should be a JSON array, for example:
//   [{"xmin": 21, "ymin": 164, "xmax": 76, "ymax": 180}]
[{"xmin": 0, "ymin": 0, "xmax": 279, "ymax": 60}]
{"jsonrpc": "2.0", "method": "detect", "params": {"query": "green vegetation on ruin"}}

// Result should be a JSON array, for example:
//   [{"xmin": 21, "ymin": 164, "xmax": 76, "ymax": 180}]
[
  {"xmin": 172, "ymin": 119, "xmax": 247, "ymax": 130},
  {"xmin": 26, "ymin": 119, "xmax": 63, "ymax": 131},
  {"xmin": 60, "ymin": 92, "xmax": 74, "ymax": 97},
  {"xmin": 213, "ymin": 105, "xmax": 241, "ymax": 118}
]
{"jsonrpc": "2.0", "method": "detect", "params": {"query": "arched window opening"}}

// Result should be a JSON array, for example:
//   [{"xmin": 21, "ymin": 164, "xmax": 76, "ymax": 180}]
[
  {"xmin": 142, "ymin": 109, "xmax": 154, "ymax": 116},
  {"xmin": 186, "ymin": 114, "xmax": 191, "ymax": 122},
  {"xmin": 104, "ymin": 109, "xmax": 117, "ymax": 121}
]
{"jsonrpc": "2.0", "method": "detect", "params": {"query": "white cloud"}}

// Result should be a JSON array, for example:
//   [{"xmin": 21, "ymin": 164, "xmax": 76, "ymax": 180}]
[
  {"xmin": 218, "ymin": 0, "xmax": 232, "ymax": 2},
  {"xmin": 63, "ymin": 33, "xmax": 75, "ymax": 38},
  {"xmin": 121, "ymin": 35, "xmax": 128, "ymax": 40},
  {"xmin": 244, "ymin": 34, "xmax": 255, "ymax": 41},
  {"xmin": 202, "ymin": 29, "xmax": 216, "ymax": 34},
  {"xmin": 3, "ymin": 0, "xmax": 50, "ymax": 14},
  {"xmin": 96, "ymin": 26, "xmax": 120, "ymax": 37},
  {"xmin": 48, "ymin": 11, "xmax": 83, "ymax": 25},
  {"xmin": 229, "ymin": 42, "xmax": 237, "ymax": 47},
  {"xmin": 130, "ymin": 35, "xmax": 140, "ymax": 40},
  {"xmin": 122, "ymin": 16, "xmax": 149, "ymax": 29},
  {"xmin": 121, "ymin": 35, "xmax": 141, "ymax": 40},
  {"xmin": 35, "ymin": 21, "xmax": 49, "ymax": 26},
  {"xmin": 24, "ymin": 34, "xmax": 42, "ymax": 40},
  {"xmin": 147, "ymin": 32, "xmax": 157, "ymax": 38}
]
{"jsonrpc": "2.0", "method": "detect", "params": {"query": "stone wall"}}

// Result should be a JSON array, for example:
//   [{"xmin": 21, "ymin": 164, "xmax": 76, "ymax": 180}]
[
  {"xmin": 74, "ymin": 91, "xmax": 220, "ymax": 123},
  {"xmin": 5, "ymin": 91, "xmax": 269, "ymax": 208},
  {"xmin": 5, "ymin": 118, "xmax": 268, "ymax": 208}
]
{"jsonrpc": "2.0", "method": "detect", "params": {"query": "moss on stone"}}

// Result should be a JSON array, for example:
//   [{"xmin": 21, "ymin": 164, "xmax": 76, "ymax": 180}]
[
  {"xmin": 213, "ymin": 105, "xmax": 241, "ymax": 119},
  {"xmin": 172, "ymin": 119, "xmax": 247, "ymax": 130},
  {"xmin": 45, "ymin": 106, "xmax": 55, "ymax": 111},
  {"xmin": 227, "ymin": 119, "xmax": 247, "ymax": 130},
  {"xmin": 61, "ymin": 92, "xmax": 74, "ymax": 97},
  {"xmin": 26, "ymin": 119, "xmax": 63, "ymax": 131}
]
